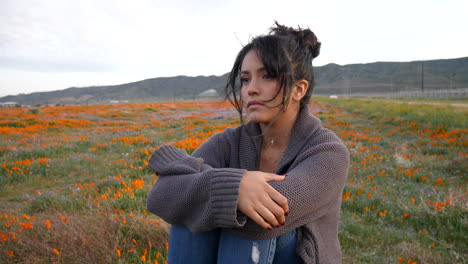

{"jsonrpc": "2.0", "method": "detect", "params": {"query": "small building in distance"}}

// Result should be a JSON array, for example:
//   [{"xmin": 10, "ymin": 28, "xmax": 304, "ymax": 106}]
[
  {"xmin": 0, "ymin": 102, "xmax": 20, "ymax": 108},
  {"xmin": 197, "ymin": 89, "xmax": 220, "ymax": 100},
  {"xmin": 109, "ymin": 100, "xmax": 129, "ymax": 104}
]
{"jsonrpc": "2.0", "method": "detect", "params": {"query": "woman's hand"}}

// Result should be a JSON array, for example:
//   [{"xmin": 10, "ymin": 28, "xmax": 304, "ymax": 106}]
[{"xmin": 237, "ymin": 171, "xmax": 289, "ymax": 230}]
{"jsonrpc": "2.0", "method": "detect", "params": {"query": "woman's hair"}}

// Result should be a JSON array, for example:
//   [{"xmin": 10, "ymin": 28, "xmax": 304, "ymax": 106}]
[{"xmin": 225, "ymin": 22, "xmax": 321, "ymax": 122}]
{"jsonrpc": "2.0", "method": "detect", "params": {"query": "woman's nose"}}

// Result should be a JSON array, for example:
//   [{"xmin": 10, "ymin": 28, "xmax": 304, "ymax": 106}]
[{"xmin": 247, "ymin": 79, "xmax": 259, "ymax": 96}]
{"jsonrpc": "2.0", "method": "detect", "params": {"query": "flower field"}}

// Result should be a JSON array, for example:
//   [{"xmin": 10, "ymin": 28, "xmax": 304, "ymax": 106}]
[{"xmin": 0, "ymin": 98, "xmax": 466, "ymax": 263}]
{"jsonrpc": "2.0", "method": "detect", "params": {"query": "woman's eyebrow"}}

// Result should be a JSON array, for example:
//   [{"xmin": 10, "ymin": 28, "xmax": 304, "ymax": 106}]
[{"xmin": 241, "ymin": 67, "xmax": 266, "ymax": 75}]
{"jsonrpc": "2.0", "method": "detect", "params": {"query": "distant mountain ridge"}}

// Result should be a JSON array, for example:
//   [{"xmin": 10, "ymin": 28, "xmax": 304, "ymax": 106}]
[
  {"xmin": 2, "ymin": 57, "xmax": 467, "ymax": 105},
  {"xmin": 314, "ymin": 57, "xmax": 468, "ymax": 95}
]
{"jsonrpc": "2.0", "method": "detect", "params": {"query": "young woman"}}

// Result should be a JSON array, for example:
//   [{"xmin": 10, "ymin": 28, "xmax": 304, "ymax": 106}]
[{"xmin": 146, "ymin": 22, "xmax": 350, "ymax": 264}]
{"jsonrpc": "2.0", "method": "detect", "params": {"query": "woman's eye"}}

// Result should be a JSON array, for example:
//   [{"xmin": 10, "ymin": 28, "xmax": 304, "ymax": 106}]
[
  {"xmin": 263, "ymin": 74, "xmax": 273, "ymax": 79},
  {"xmin": 240, "ymin": 77, "xmax": 249, "ymax": 83}
]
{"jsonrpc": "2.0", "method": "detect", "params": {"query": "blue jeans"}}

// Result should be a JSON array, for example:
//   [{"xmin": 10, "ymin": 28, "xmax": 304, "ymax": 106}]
[{"xmin": 168, "ymin": 225, "xmax": 303, "ymax": 264}]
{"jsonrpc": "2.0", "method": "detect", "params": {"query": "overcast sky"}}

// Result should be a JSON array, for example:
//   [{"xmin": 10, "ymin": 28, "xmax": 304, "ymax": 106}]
[{"xmin": 1, "ymin": 0, "xmax": 467, "ymax": 97}]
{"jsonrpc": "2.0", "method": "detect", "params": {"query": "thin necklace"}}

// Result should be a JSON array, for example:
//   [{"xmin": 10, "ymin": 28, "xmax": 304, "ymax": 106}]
[{"xmin": 264, "ymin": 134, "xmax": 290, "ymax": 147}]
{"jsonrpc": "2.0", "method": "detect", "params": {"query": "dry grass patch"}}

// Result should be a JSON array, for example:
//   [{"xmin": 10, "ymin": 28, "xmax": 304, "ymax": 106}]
[{"xmin": 2, "ymin": 209, "xmax": 169, "ymax": 264}]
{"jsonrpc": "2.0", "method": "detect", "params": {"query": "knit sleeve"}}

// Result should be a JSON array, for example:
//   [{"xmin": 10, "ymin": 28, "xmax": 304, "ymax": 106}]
[
  {"xmin": 146, "ymin": 133, "xmax": 248, "ymax": 233},
  {"xmin": 270, "ymin": 135, "xmax": 350, "ymax": 225}
]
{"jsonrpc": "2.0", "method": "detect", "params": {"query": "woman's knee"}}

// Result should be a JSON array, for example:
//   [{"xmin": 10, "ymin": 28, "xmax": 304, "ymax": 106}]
[
  {"xmin": 168, "ymin": 225, "xmax": 221, "ymax": 264},
  {"xmin": 218, "ymin": 230, "xmax": 277, "ymax": 264}
]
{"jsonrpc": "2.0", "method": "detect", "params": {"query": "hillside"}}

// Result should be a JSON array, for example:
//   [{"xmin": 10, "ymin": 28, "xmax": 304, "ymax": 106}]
[
  {"xmin": 0, "ymin": 75, "xmax": 228, "ymax": 105},
  {"xmin": 1, "ymin": 57, "xmax": 467, "ymax": 105},
  {"xmin": 314, "ymin": 57, "xmax": 468, "ymax": 95}
]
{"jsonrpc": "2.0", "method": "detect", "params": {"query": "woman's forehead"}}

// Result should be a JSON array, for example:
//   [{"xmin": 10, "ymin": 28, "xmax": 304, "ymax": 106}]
[{"xmin": 240, "ymin": 50, "xmax": 266, "ymax": 73}]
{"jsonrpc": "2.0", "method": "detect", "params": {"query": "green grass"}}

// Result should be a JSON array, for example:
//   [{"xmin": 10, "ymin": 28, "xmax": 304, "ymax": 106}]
[
  {"xmin": 314, "ymin": 97, "xmax": 467, "ymax": 263},
  {"xmin": 0, "ymin": 100, "xmax": 466, "ymax": 263},
  {"xmin": 317, "ymin": 97, "xmax": 467, "ymax": 130}
]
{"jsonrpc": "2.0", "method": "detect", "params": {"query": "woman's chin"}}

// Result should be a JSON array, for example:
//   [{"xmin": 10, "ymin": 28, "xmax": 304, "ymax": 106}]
[{"xmin": 246, "ymin": 113, "xmax": 270, "ymax": 123}]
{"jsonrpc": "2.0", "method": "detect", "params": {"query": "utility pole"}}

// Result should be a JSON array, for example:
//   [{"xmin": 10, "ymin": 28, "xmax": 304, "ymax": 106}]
[
  {"xmin": 421, "ymin": 61, "xmax": 424, "ymax": 93},
  {"xmin": 390, "ymin": 76, "xmax": 393, "ymax": 93},
  {"xmin": 450, "ymin": 73, "xmax": 456, "ymax": 90}
]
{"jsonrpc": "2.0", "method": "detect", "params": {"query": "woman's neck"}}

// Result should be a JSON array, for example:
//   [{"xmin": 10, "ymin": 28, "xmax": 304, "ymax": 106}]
[{"xmin": 259, "ymin": 105, "xmax": 300, "ymax": 151}]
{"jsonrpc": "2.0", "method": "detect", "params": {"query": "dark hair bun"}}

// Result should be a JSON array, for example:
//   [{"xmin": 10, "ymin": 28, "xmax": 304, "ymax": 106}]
[{"xmin": 270, "ymin": 21, "xmax": 321, "ymax": 59}]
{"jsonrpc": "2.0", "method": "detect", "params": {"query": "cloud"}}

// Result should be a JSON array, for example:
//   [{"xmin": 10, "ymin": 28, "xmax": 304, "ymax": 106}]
[
  {"xmin": 0, "ymin": 0, "xmax": 124, "ymax": 72},
  {"xmin": 0, "ymin": 56, "xmax": 114, "ymax": 72},
  {"xmin": 1, "ymin": 0, "xmax": 467, "ymax": 97}
]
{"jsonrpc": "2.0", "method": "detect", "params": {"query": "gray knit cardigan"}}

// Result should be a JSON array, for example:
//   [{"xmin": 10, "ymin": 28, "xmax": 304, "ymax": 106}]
[{"xmin": 147, "ymin": 105, "xmax": 350, "ymax": 264}]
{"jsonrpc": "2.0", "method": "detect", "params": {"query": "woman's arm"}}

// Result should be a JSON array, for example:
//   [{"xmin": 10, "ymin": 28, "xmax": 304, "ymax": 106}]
[
  {"xmin": 146, "ymin": 130, "xmax": 290, "ymax": 232},
  {"xmin": 226, "ymin": 134, "xmax": 349, "ymax": 238},
  {"xmin": 237, "ymin": 171, "xmax": 289, "ymax": 229},
  {"xmin": 146, "ymin": 133, "xmax": 248, "ymax": 233},
  {"xmin": 269, "ymin": 137, "xmax": 350, "ymax": 226}
]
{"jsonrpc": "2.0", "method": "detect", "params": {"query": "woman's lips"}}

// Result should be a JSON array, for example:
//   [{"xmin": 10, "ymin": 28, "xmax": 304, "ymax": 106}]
[{"xmin": 247, "ymin": 101, "xmax": 263, "ymax": 109}]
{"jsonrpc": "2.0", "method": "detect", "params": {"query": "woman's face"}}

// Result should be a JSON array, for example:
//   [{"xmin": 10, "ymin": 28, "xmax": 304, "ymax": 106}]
[{"xmin": 240, "ymin": 50, "xmax": 284, "ymax": 123}]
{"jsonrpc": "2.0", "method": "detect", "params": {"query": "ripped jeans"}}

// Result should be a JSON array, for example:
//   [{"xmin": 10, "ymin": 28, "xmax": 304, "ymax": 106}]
[{"xmin": 167, "ymin": 225, "xmax": 303, "ymax": 264}]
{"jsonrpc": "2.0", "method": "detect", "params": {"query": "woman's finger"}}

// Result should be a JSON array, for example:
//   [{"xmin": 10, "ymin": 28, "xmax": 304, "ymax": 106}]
[
  {"xmin": 237, "ymin": 171, "xmax": 289, "ymax": 228},
  {"xmin": 248, "ymin": 210, "xmax": 273, "ymax": 230},
  {"xmin": 267, "ymin": 185, "xmax": 289, "ymax": 215},
  {"xmin": 262, "ymin": 197, "xmax": 286, "ymax": 225},
  {"xmin": 256, "ymin": 204, "xmax": 281, "ymax": 227},
  {"xmin": 263, "ymin": 173, "xmax": 286, "ymax": 182}
]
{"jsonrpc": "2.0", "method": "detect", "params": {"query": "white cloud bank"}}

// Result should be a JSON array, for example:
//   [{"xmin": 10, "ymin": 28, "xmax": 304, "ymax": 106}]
[{"xmin": 1, "ymin": 0, "xmax": 467, "ymax": 97}]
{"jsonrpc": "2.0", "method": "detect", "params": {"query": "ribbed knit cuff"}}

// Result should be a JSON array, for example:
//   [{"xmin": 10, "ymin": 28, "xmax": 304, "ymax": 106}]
[
  {"xmin": 210, "ymin": 168, "xmax": 248, "ymax": 228},
  {"xmin": 148, "ymin": 145, "xmax": 188, "ymax": 173}
]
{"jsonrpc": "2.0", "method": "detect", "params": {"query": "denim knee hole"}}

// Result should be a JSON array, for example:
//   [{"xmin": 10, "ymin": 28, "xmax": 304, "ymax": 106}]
[{"xmin": 251, "ymin": 242, "xmax": 260, "ymax": 263}]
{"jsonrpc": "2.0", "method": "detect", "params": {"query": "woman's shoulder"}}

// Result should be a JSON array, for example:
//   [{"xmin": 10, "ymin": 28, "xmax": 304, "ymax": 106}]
[
  {"xmin": 195, "ymin": 124, "xmax": 244, "ymax": 153},
  {"xmin": 297, "ymin": 108, "xmax": 346, "ymax": 147},
  {"xmin": 212, "ymin": 124, "xmax": 242, "ymax": 141},
  {"xmin": 212, "ymin": 122, "xmax": 256, "ymax": 142},
  {"xmin": 299, "ymin": 113, "xmax": 349, "ymax": 156},
  {"xmin": 192, "ymin": 124, "xmax": 247, "ymax": 167},
  {"xmin": 300, "ymin": 128, "xmax": 350, "ymax": 168},
  {"xmin": 312, "ymin": 126, "xmax": 344, "ymax": 144}
]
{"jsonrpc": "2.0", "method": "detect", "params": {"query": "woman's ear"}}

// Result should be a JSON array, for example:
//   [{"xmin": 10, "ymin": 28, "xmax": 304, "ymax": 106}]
[{"xmin": 293, "ymin": 80, "xmax": 309, "ymax": 101}]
